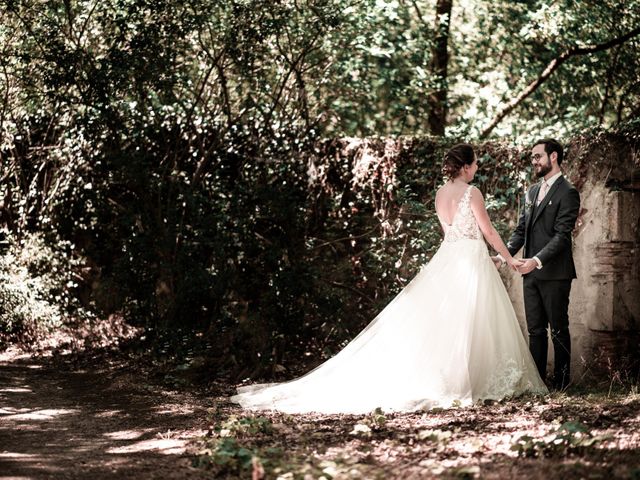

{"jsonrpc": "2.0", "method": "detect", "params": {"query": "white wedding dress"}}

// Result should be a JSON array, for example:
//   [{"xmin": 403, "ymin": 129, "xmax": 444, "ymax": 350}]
[{"xmin": 231, "ymin": 185, "xmax": 547, "ymax": 414}]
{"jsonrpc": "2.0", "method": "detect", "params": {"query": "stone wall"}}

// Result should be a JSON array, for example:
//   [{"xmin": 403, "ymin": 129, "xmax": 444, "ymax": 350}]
[
  {"xmin": 318, "ymin": 131, "xmax": 639, "ymax": 384},
  {"xmin": 502, "ymin": 132, "xmax": 640, "ymax": 382}
]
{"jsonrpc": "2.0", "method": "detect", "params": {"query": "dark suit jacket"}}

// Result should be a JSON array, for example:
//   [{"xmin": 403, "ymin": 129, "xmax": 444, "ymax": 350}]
[{"xmin": 507, "ymin": 175, "xmax": 580, "ymax": 280}]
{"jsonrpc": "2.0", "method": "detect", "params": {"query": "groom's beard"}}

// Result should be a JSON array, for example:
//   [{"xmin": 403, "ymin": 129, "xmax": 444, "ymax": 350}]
[{"xmin": 535, "ymin": 159, "xmax": 552, "ymax": 178}]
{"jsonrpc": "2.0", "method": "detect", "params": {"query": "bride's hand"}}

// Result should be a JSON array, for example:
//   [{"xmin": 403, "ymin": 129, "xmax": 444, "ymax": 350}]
[{"xmin": 507, "ymin": 257, "xmax": 524, "ymax": 271}]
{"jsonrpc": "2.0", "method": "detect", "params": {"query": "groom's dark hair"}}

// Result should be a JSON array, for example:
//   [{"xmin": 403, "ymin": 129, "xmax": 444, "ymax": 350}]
[{"xmin": 534, "ymin": 138, "xmax": 564, "ymax": 166}]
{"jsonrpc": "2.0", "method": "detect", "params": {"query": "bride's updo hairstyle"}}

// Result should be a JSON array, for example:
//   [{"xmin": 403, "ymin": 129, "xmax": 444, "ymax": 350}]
[{"xmin": 442, "ymin": 143, "xmax": 475, "ymax": 179}]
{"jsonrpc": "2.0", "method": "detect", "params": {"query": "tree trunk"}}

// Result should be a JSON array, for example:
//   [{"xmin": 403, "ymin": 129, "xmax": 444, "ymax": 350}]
[{"xmin": 427, "ymin": 0, "xmax": 452, "ymax": 136}]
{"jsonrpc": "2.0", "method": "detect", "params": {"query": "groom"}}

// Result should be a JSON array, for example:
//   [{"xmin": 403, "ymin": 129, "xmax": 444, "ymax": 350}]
[{"xmin": 498, "ymin": 138, "xmax": 580, "ymax": 390}]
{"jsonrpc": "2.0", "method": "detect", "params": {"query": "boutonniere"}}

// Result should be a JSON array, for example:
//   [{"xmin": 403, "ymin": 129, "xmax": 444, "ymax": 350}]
[
  {"xmin": 524, "ymin": 193, "xmax": 533, "ymax": 210},
  {"xmin": 525, "ymin": 197, "xmax": 532, "ymax": 207},
  {"xmin": 548, "ymin": 200, "xmax": 553, "ymax": 205}
]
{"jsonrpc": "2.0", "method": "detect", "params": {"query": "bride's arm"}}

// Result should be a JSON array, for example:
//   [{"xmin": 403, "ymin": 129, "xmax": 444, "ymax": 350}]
[{"xmin": 468, "ymin": 187, "xmax": 520, "ymax": 268}]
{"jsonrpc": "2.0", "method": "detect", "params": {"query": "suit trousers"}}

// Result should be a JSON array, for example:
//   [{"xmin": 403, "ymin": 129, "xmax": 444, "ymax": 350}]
[{"xmin": 523, "ymin": 275, "xmax": 572, "ymax": 389}]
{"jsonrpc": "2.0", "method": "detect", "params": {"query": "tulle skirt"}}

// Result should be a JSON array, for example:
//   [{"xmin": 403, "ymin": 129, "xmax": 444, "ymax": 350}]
[{"xmin": 231, "ymin": 239, "xmax": 547, "ymax": 414}]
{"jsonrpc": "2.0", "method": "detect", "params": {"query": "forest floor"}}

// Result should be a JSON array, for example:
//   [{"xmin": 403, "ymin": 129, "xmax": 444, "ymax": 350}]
[
  {"xmin": 0, "ymin": 347, "xmax": 213, "ymax": 479},
  {"xmin": 1, "ymin": 336, "xmax": 639, "ymax": 479}
]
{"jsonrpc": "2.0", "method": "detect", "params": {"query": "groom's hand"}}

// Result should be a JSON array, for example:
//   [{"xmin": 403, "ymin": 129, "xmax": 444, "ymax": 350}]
[
  {"xmin": 507, "ymin": 257, "xmax": 525, "ymax": 272},
  {"xmin": 490, "ymin": 256, "xmax": 502, "ymax": 269},
  {"xmin": 517, "ymin": 258, "xmax": 538, "ymax": 275}
]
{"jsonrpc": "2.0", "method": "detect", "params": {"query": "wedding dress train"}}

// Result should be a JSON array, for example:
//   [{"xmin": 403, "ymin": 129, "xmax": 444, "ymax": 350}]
[{"xmin": 231, "ymin": 186, "xmax": 547, "ymax": 414}]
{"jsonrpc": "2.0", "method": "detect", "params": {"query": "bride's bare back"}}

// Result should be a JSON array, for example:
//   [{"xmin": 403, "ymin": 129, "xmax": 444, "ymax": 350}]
[
  {"xmin": 435, "ymin": 181, "xmax": 515, "ymax": 265},
  {"xmin": 435, "ymin": 181, "xmax": 473, "ymax": 227}
]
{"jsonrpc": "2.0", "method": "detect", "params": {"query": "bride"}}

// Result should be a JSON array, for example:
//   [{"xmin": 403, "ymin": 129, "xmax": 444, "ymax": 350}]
[{"xmin": 231, "ymin": 144, "xmax": 548, "ymax": 414}]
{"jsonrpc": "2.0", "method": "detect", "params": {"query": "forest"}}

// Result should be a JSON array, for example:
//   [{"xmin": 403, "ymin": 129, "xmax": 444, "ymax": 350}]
[{"xmin": 1, "ymin": 1, "xmax": 639, "ymax": 478}]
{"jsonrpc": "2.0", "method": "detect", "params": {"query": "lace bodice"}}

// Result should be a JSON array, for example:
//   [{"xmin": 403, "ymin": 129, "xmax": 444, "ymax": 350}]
[{"xmin": 442, "ymin": 185, "xmax": 483, "ymax": 242}]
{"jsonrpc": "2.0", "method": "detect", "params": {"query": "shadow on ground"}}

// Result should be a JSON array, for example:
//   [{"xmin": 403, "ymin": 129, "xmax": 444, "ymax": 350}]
[{"xmin": 0, "ymin": 357, "xmax": 212, "ymax": 479}]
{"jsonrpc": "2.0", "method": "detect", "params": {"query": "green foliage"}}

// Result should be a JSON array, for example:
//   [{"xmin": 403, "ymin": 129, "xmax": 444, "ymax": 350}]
[
  {"xmin": 0, "ymin": 231, "xmax": 92, "ymax": 346},
  {"xmin": 217, "ymin": 415, "xmax": 274, "ymax": 437},
  {"xmin": 448, "ymin": 0, "xmax": 640, "ymax": 139},
  {"xmin": 511, "ymin": 421, "xmax": 612, "ymax": 458},
  {"xmin": 192, "ymin": 390, "xmax": 640, "ymax": 479},
  {"xmin": 0, "ymin": 0, "xmax": 638, "ymax": 372},
  {"xmin": 195, "ymin": 415, "xmax": 282, "ymax": 477}
]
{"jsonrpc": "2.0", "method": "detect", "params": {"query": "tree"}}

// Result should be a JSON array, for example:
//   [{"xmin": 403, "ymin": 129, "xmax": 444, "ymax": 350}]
[
  {"xmin": 427, "ymin": 0, "xmax": 453, "ymax": 136},
  {"xmin": 447, "ymin": 0, "xmax": 640, "ymax": 139},
  {"xmin": 1, "ymin": 0, "xmax": 639, "ymax": 366},
  {"xmin": 479, "ymin": 26, "xmax": 640, "ymax": 138}
]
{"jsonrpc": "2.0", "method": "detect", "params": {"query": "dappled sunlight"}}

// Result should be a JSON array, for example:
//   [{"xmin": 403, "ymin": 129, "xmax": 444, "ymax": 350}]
[
  {"xmin": 0, "ymin": 1, "xmax": 638, "ymax": 479},
  {"xmin": 152, "ymin": 404, "xmax": 195, "ymax": 416},
  {"xmin": 0, "ymin": 452, "xmax": 42, "ymax": 461},
  {"xmin": 194, "ymin": 391, "xmax": 640, "ymax": 478},
  {"xmin": 3, "ymin": 408, "xmax": 80, "ymax": 421},
  {"xmin": 0, "ymin": 348, "xmax": 32, "ymax": 363},
  {"xmin": 0, "ymin": 407, "xmax": 29, "ymax": 415},
  {"xmin": 0, "ymin": 387, "xmax": 33, "ymax": 393},
  {"xmin": 3, "ymin": 359, "xmax": 639, "ymax": 479},
  {"xmin": 94, "ymin": 410, "xmax": 123, "ymax": 418},
  {"xmin": 103, "ymin": 429, "xmax": 152, "ymax": 440},
  {"xmin": 106, "ymin": 438, "xmax": 188, "ymax": 455},
  {"xmin": 0, "ymin": 358, "xmax": 216, "ymax": 479}
]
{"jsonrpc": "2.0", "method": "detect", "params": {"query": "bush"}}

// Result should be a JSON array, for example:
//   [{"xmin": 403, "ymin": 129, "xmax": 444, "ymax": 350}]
[{"xmin": 0, "ymin": 231, "xmax": 90, "ymax": 348}]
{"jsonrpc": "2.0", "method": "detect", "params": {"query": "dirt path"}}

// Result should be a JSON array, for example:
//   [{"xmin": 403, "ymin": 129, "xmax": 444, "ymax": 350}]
[
  {"xmin": 0, "ymin": 355, "xmax": 212, "ymax": 479},
  {"xmin": 3, "ymin": 350, "xmax": 640, "ymax": 479}
]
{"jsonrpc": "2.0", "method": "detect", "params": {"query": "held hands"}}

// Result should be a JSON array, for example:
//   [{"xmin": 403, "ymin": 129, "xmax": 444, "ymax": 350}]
[
  {"xmin": 506, "ymin": 257, "xmax": 524, "ymax": 272},
  {"xmin": 491, "ymin": 255, "xmax": 524, "ymax": 272},
  {"xmin": 517, "ymin": 258, "xmax": 538, "ymax": 275}
]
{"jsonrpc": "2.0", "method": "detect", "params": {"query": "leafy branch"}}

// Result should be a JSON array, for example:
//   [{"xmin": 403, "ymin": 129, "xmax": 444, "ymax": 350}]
[{"xmin": 480, "ymin": 26, "xmax": 640, "ymax": 138}]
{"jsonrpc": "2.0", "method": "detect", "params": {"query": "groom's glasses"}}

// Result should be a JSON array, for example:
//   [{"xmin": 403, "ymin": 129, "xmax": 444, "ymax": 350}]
[{"xmin": 532, "ymin": 154, "xmax": 546, "ymax": 162}]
